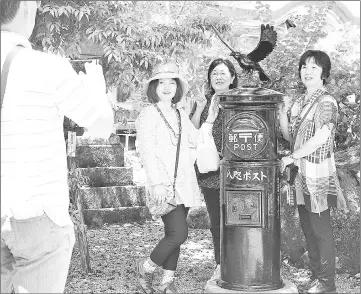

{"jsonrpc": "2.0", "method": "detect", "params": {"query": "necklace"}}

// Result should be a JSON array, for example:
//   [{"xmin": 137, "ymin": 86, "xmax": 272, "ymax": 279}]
[{"xmin": 154, "ymin": 104, "xmax": 181, "ymax": 139}]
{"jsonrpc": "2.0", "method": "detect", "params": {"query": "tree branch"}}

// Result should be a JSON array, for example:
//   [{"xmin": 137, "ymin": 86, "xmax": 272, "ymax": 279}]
[
  {"xmin": 211, "ymin": 25, "xmax": 235, "ymax": 53},
  {"xmin": 176, "ymin": 1, "xmax": 186, "ymax": 19}
]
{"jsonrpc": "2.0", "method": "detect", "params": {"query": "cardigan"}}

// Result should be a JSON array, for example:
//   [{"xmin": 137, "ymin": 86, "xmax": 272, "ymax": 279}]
[{"xmin": 136, "ymin": 104, "xmax": 204, "ymax": 208}]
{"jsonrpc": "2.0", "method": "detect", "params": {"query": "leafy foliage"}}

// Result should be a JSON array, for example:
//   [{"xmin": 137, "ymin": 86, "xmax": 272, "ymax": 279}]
[
  {"xmin": 332, "ymin": 210, "xmax": 360, "ymax": 274},
  {"xmin": 31, "ymin": 1, "xmax": 230, "ymax": 99},
  {"xmin": 32, "ymin": 1, "xmax": 359, "ymax": 150},
  {"xmin": 248, "ymin": 1, "xmax": 360, "ymax": 151}
]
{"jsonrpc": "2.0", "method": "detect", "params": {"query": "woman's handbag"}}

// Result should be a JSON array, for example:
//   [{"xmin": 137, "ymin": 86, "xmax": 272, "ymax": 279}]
[
  {"xmin": 285, "ymin": 163, "xmax": 299, "ymax": 185},
  {"xmin": 147, "ymin": 106, "xmax": 182, "ymax": 219},
  {"xmin": 147, "ymin": 185, "xmax": 178, "ymax": 219},
  {"xmin": 196, "ymin": 126, "xmax": 220, "ymax": 173}
]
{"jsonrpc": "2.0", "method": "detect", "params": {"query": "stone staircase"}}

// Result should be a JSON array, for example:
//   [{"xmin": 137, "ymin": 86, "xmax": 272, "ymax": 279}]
[{"xmin": 75, "ymin": 134, "xmax": 151, "ymax": 228}]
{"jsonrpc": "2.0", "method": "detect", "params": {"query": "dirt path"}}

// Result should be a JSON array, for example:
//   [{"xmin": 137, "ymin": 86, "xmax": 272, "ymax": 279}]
[{"xmin": 65, "ymin": 221, "xmax": 360, "ymax": 293}]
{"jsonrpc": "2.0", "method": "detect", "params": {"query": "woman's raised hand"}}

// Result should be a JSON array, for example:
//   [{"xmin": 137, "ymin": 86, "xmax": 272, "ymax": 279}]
[
  {"xmin": 207, "ymin": 94, "xmax": 220, "ymax": 123},
  {"xmin": 278, "ymin": 96, "xmax": 289, "ymax": 114},
  {"xmin": 194, "ymin": 85, "xmax": 207, "ymax": 111}
]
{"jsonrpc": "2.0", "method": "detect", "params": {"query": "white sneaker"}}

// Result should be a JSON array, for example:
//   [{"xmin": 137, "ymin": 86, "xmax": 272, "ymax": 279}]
[{"xmin": 210, "ymin": 265, "xmax": 221, "ymax": 281}]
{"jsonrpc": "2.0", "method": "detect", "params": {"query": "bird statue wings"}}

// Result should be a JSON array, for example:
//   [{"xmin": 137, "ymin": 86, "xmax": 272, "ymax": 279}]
[{"xmin": 211, "ymin": 24, "xmax": 277, "ymax": 82}]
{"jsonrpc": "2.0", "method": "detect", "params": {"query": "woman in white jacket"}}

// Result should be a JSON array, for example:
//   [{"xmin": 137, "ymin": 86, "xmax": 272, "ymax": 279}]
[{"xmin": 135, "ymin": 62, "xmax": 218, "ymax": 293}]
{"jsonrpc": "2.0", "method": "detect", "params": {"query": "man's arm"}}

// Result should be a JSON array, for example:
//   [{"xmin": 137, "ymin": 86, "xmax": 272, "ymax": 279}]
[{"xmin": 53, "ymin": 59, "xmax": 113, "ymax": 139}]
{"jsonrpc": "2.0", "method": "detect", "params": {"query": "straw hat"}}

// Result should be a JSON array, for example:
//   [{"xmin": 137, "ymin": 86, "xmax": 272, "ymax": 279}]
[{"xmin": 143, "ymin": 63, "xmax": 189, "ymax": 99}]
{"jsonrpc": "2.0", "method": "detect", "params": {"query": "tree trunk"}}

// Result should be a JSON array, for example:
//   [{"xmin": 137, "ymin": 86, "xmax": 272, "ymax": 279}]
[{"xmin": 68, "ymin": 146, "xmax": 92, "ymax": 274}]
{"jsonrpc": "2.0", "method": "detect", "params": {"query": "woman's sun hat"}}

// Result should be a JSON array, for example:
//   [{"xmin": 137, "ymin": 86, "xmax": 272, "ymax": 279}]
[{"xmin": 143, "ymin": 63, "xmax": 189, "ymax": 99}]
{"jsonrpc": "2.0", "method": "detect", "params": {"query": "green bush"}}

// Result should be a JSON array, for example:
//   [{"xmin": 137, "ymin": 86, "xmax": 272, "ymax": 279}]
[{"xmin": 331, "ymin": 210, "xmax": 360, "ymax": 275}]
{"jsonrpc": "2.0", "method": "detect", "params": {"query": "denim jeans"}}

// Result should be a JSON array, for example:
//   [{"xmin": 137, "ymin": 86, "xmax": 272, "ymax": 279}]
[{"xmin": 1, "ymin": 213, "xmax": 75, "ymax": 293}]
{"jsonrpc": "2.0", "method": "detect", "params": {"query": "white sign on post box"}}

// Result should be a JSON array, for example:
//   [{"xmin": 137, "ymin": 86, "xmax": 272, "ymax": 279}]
[{"xmin": 67, "ymin": 131, "xmax": 77, "ymax": 157}]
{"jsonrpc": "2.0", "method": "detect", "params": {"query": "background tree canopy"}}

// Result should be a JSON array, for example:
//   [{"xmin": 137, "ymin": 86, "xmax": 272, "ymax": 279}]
[
  {"xmin": 31, "ymin": 1, "xmax": 360, "ymax": 152},
  {"xmin": 31, "ymin": 1, "xmax": 231, "ymax": 98}
]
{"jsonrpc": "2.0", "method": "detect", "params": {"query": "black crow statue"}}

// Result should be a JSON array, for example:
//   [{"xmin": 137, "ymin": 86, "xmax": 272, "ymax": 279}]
[{"xmin": 211, "ymin": 24, "xmax": 277, "ymax": 82}]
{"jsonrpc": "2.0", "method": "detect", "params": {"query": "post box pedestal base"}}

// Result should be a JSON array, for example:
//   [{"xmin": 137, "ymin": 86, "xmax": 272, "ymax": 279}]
[{"xmin": 204, "ymin": 278, "xmax": 298, "ymax": 293}]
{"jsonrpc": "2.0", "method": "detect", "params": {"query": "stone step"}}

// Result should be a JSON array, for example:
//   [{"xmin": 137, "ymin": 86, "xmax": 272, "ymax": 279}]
[
  {"xmin": 77, "ymin": 167, "xmax": 133, "ymax": 187},
  {"xmin": 76, "ymin": 145, "xmax": 124, "ymax": 168},
  {"xmin": 76, "ymin": 134, "xmax": 122, "ymax": 146},
  {"xmin": 79, "ymin": 185, "xmax": 147, "ymax": 209},
  {"xmin": 83, "ymin": 206, "xmax": 152, "ymax": 228}
]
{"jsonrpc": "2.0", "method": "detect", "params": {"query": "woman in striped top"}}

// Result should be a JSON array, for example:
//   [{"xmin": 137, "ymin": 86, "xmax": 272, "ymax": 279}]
[{"xmin": 278, "ymin": 50, "xmax": 347, "ymax": 294}]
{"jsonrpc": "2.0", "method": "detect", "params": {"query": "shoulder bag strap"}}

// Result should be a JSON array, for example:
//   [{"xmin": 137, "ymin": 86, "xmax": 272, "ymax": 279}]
[
  {"xmin": 173, "ymin": 109, "xmax": 182, "ymax": 193},
  {"xmin": 290, "ymin": 93, "xmax": 328, "ymax": 150},
  {"xmin": 153, "ymin": 104, "xmax": 182, "ymax": 198},
  {"xmin": 1, "ymin": 45, "xmax": 25, "ymax": 110}
]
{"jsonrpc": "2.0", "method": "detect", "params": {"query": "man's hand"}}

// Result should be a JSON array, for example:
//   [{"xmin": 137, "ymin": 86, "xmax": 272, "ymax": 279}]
[{"xmin": 81, "ymin": 60, "xmax": 106, "ymax": 94}]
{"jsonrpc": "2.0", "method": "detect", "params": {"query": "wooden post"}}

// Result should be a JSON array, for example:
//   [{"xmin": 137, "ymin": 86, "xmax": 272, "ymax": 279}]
[{"xmin": 67, "ymin": 131, "xmax": 92, "ymax": 274}]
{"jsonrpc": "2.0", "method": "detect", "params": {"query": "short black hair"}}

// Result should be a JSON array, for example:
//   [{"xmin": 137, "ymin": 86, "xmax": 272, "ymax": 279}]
[
  {"xmin": 207, "ymin": 58, "xmax": 238, "ymax": 95},
  {"xmin": 0, "ymin": 0, "xmax": 20, "ymax": 25},
  {"xmin": 147, "ymin": 78, "xmax": 183, "ymax": 104},
  {"xmin": 298, "ymin": 50, "xmax": 331, "ymax": 85}
]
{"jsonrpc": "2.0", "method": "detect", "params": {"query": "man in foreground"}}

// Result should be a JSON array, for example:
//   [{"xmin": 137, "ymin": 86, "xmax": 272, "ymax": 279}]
[{"xmin": 1, "ymin": 1, "xmax": 114, "ymax": 292}]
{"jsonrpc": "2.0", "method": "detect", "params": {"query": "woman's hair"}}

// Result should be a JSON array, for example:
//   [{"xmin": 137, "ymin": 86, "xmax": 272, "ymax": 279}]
[
  {"xmin": 207, "ymin": 58, "xmax": 238, "ymax": 95},
  {"xmin": 298, "ymin": 50, "xmax": 331, "ymax": 85},
  {"xmin": 147, "ymin": 78, "xmax": 183, "ymax": 104},
  {"xmin": 0, "ymin": 0, "xmax": 20, "ymax": 25}
]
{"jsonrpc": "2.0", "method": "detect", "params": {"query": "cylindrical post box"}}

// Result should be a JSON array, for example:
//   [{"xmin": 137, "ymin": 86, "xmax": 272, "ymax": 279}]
[{"xmin": 217, "ymin": 87, "xmax": 284, "ymax": 292}]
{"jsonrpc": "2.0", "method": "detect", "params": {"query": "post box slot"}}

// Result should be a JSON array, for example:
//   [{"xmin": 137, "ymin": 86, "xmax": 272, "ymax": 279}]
[{"xmin": 225, "ymin": 189, "xmax": 263, "ymax": 227}]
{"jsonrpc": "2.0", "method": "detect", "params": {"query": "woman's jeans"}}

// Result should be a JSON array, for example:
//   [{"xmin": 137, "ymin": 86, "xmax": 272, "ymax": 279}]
[
  {"xmin": 298, "ymin": 205, "xmax": 335, "ymax": 281},
  {"xmin": 150, "ymin": 205, "xmax": 189, "ymax": 271},
  {"xmin": 1, "ymin": 213, "xmax": 75, "ymax": 293},
  {"xmin": 201, "ymin": 187, "xmax": 221, "ymax": 265}
]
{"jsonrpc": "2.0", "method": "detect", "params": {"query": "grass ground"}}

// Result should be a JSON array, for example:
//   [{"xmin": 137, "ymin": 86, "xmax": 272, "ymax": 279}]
[{"xmin": 65, "ymin": 221, "xmax": 360, "ymax": 293}]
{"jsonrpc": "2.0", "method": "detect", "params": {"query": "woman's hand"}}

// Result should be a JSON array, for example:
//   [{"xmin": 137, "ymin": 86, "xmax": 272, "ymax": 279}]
[
  {"xmin": 152, "ymin": 184, "xmax": 168, "ymax": 204},
  {"xmin": 278, "ymin": 96, "xmax": 292, "ymax": 115},
  {"xmin": 278, "ymin": 102, "xmax": 287, "ymax": 116},
  {"xmin": 206, "ymin": 94, "xmax": 220, "ymax": 123},
  {"xmin": 280, "ymin": 156, "xmax": 294, "ymax": 173},
  {"xmin": 194, "ymin": 86, "xmax": 207, "ymax": 111}
]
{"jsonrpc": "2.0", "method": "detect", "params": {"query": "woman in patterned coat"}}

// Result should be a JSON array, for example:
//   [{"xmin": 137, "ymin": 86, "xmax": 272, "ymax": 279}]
[
  {"xmin": 135, "ymin": 62, "xmax": 219, "ymax": 293},
  {"xmin": 278, "ymin": 50, "xmax": 347, "ymax": 294},
  {"xmin": 190, "ymin": 58, "xmax": 238, "ymax": 280}
]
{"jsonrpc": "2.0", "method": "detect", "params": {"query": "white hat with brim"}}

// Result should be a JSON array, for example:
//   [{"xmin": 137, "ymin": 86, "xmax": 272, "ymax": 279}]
[{"xmin": 143, "ymin": 63, "xmax": 189, "ymax": 99}]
